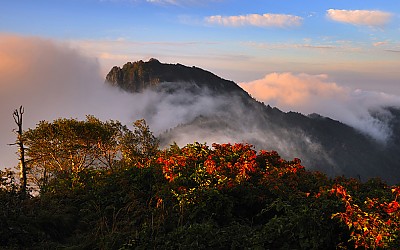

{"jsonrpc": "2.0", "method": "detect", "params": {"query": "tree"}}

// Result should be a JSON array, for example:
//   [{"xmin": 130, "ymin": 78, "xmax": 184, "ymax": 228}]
[
  {"xmin": 84, "ymin": 116, "xmax": 129, "ymax": 170},
  {"xmin": 121, "ymin": 119, "xmax": 159, "ymax": 166},
  {"xmin": 23, "ymin": 116, "xmax": 129, "ymax": 190},
  {"xmin": 10, "ymin": 106, "xmax": 27, "ymax": 193},
  {"xmin": 23, "ymin": 116, "xmax": 159, "ymax": 191}
]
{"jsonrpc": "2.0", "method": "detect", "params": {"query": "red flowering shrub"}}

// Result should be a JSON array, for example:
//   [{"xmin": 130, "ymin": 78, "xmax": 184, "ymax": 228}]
[{"xmin": 330, "ymin": 184, "xmax": 400, "ymax": 248}]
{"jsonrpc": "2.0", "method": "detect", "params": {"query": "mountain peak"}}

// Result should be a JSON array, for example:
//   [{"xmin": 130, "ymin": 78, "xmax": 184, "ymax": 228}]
[
  {"xmin": 103, "ymin": 59, "xmax": 400, "ymax": 184},
  {"xmin": 105, "ymin": 59, "xmax": 245, "ymax": 94},
  {"xmin": 148, "ymin": 58, "xmax": 160, "ymax": 63}
]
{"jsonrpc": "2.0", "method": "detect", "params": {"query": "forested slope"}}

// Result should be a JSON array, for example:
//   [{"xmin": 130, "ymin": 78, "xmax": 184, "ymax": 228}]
[
  {"xmin": 1, "ymin": 117, "xmax": 399, "ymax": 249},
  {"xmin": 106, "ymin": 59, "xmax": 400, "ymax": 184}
]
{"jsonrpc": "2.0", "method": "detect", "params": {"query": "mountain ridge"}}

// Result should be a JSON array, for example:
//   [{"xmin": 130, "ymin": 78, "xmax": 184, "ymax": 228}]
[
  {"xmin": 106, "ymin": 59, "xmax": 400, "ymax": 184},
  {"xmin": 106, "ymin": 58, "xmax": 246, "ymax": 95}
]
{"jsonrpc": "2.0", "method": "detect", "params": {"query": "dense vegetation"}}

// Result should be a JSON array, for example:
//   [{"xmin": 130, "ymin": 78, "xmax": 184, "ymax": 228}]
[{"xmin": 1, "ymin": 117, "xmax": 399, "ymax": 249}]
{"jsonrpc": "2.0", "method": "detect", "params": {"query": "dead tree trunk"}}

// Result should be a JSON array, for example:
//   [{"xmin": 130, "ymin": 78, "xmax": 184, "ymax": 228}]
[{"xmin": 12, "ymin": 106, "xmax": 27, "ymax": 193}]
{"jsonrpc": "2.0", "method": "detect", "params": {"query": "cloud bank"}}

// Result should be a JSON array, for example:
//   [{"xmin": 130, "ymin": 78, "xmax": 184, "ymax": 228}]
[
  {"xmin": 2, "ymin": 33, "xmax": 400, "ymax": 182},
  {"xmin": 326, "ymin": 9, "xmax": 392, "ymax": 27},
  {"xmin": 0, "ymin": 34, "xmax": 140, "ymax": 168},
  {"xmin": 240, "ymin": 73, "xmax": 400, "ymax": 142},
  {"xmin": 0, "ymin": 33, "xmax": 240, "ymax": 168},
  {"xmin": 0, "ymin": 33, "xmax": 334, "ymax": 176},
  {"xmin": 205, "ymin": 13, "xmax": 303, "ymax": 28}
]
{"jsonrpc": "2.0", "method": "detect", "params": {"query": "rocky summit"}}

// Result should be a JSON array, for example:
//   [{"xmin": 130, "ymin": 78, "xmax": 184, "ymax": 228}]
[
  {"xmin": 106, "ymin": 59, "xmax": 400, "ymax": 184},
  {"xmin": 105, "ymin": 58, "xmax": 244, "ymax": 95}
]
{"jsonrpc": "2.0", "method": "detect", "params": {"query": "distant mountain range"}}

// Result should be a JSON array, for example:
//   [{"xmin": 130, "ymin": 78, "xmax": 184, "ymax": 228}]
[{"xmin": 106, "ymin": 59, "xmax": 400, "ymax": 184}]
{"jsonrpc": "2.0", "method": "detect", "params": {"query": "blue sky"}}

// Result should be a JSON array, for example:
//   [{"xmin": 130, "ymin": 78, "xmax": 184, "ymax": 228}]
[
  {"xmin": 1, "ymin": 0, "xmax": 399, "ymax": 93},
  {"xmin": 1, "ymin": 0, "xmax": 399, "ymax": 85},
  {"xmin": 1, "ymin": 0, "xmax": 400, "ymax": 168}
]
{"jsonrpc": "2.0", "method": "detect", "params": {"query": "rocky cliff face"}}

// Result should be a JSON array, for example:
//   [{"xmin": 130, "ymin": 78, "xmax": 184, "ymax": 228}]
[{"xmin": 105, "ymin": 58, "xmax": 245, "ymax": 95}]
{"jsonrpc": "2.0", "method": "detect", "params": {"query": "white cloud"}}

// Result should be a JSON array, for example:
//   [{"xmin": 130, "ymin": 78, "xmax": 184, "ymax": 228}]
[
  {"xmin": 71, "ymin": 38, "xmax": 223, "ymax": 76},
  {"xmin": 100, "ymin": 0, "xmax": 217, "ymax": 5},
  {"xmin": 373, "ymin": 41, "xmax": 389, "ymax": 47},
  {"xmin": 205, "ymin": 13, "xmax": 303, "ymax": 28},
  {"xmin": 146, "ymin": 0, "xmax": 220, "ymax": 5},
  {"xmin": 240, "ymin": 72, "xmax": 400, "ymax": 142},
  {"xmin": 146, "ymin": 0, "xmax": 178, "ymax": 4},
  {"xmin": 326, "ymin": 9, "xmax": 392, "ymax": 27},
  {"xmin": 243, "ymin": 40, "xmax": 364, "ymax": 53}
]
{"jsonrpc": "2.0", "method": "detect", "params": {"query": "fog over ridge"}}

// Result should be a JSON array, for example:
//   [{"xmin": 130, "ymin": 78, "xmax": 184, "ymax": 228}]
[
  {"xmin": 239, "ymin": 72, "xmax": 400, "ymax": 142},
  {"xmin": 1, "ymin": 34, "xmax": 400, "ymax": 182}
]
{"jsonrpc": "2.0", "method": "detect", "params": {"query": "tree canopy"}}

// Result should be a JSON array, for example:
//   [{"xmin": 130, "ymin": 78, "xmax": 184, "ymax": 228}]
[
  {"xmin": 1, "ymin": 116, "xmax": 399, "ymax": 249},
  {"xmin": 23, "ymin": 116, "xmax": 158, "ymax": 191}
]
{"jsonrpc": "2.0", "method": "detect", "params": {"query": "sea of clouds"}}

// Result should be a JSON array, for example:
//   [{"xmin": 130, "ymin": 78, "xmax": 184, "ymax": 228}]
[{"xmin": 1, "ymin": 34, "xmax": 400, "ymax": 171}]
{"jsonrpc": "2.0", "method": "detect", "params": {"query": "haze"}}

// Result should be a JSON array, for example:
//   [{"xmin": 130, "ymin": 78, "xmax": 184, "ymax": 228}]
[{"xmin": 1, "ymin": 0, "xmax": 400, "ymax": 169}]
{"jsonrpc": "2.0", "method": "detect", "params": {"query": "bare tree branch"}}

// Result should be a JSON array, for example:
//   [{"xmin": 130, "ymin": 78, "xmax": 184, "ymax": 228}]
[{"xmin": 12, "ymin": 105, "xmax": 27, "ymax": 194}]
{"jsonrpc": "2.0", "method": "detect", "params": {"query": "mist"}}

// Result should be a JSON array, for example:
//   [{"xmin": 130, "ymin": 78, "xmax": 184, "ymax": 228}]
[
  {"xmin": 0, "ymin": 34, "xmax": 250, "ymax": 168},
  {"xmin": 239, "ymin": 73, "xmax": 400, "ymax": 142},
  {"xmin": 153, "ymin": 88, "xmax": 341, "ymax": 175},
  {"xmin": 1, "ymin": 34, "xmax": 400, "ymax": 182},
  {"xmin": 0, "ymin": 34, "xmax": 138, "ymax": 168}
]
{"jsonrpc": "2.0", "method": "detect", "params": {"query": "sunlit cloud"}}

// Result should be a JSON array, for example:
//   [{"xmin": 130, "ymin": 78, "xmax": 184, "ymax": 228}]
[
  {"xmin": 205, "ymin": 13, "xmax": 303, "ymax": 28},
  {"xmin": 240, "ymin": 73, "xmax": 345, "ymax": 107},
  {"xmin": 243, "ymin": 41, "xmax": 362, "ymax": 52},
  {"xmin": 373, "ymin": 41, "xmax": 389, "ymax": 47},
  {"xmin": 385, "ymin": 49, "xmax": 400, "ymax": 53},
  {"xmin": 240, "ymin": 72, "xmax": 400, "ymax": 142},
  {"xmin": 371, "ymin": 41, "xmax": 400, "ymax": 53},
  {"xmin": 99, "ymin": 0, "xmax": 219, "ymax": 5},
  {"xmin": 326, "ymin": 9, "xmax": 392, "ymax": 27},
  {"xmin": 146, "ymin": 0, "xmax": 178, "ymax": 5},
  {"xmin": 71, "ymin": 38, "xmax": 222, "ymax": 74},
  {"xmin": 0, "ymin": 34, "xmax": 105, "ymax": 168},
  {"xmin": 146, "ymin": 0, "xmax": 220, "ymax": 5}
]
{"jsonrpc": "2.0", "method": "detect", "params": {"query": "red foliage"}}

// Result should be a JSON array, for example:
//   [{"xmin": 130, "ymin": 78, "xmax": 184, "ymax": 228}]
[
  {"xmin": 330, "ymin": 184, "xmax": 400, "ymax": 248},
  {"xmin": 157, "ymin": 143, "xmax": 259, "ymax": 187},
  {"xmin": 157, "ymin": 142, "xmax": 400, "ymax": 249}
]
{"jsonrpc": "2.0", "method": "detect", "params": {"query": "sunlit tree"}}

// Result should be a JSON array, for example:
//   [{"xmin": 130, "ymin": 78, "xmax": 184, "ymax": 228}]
[
  {"xmin": 121, "ymin": 119, "xmax": 159, "ymax": 166},
  {"xmin": 23, "ymin": 116, "xmax": 128, "ymax": 190}
]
